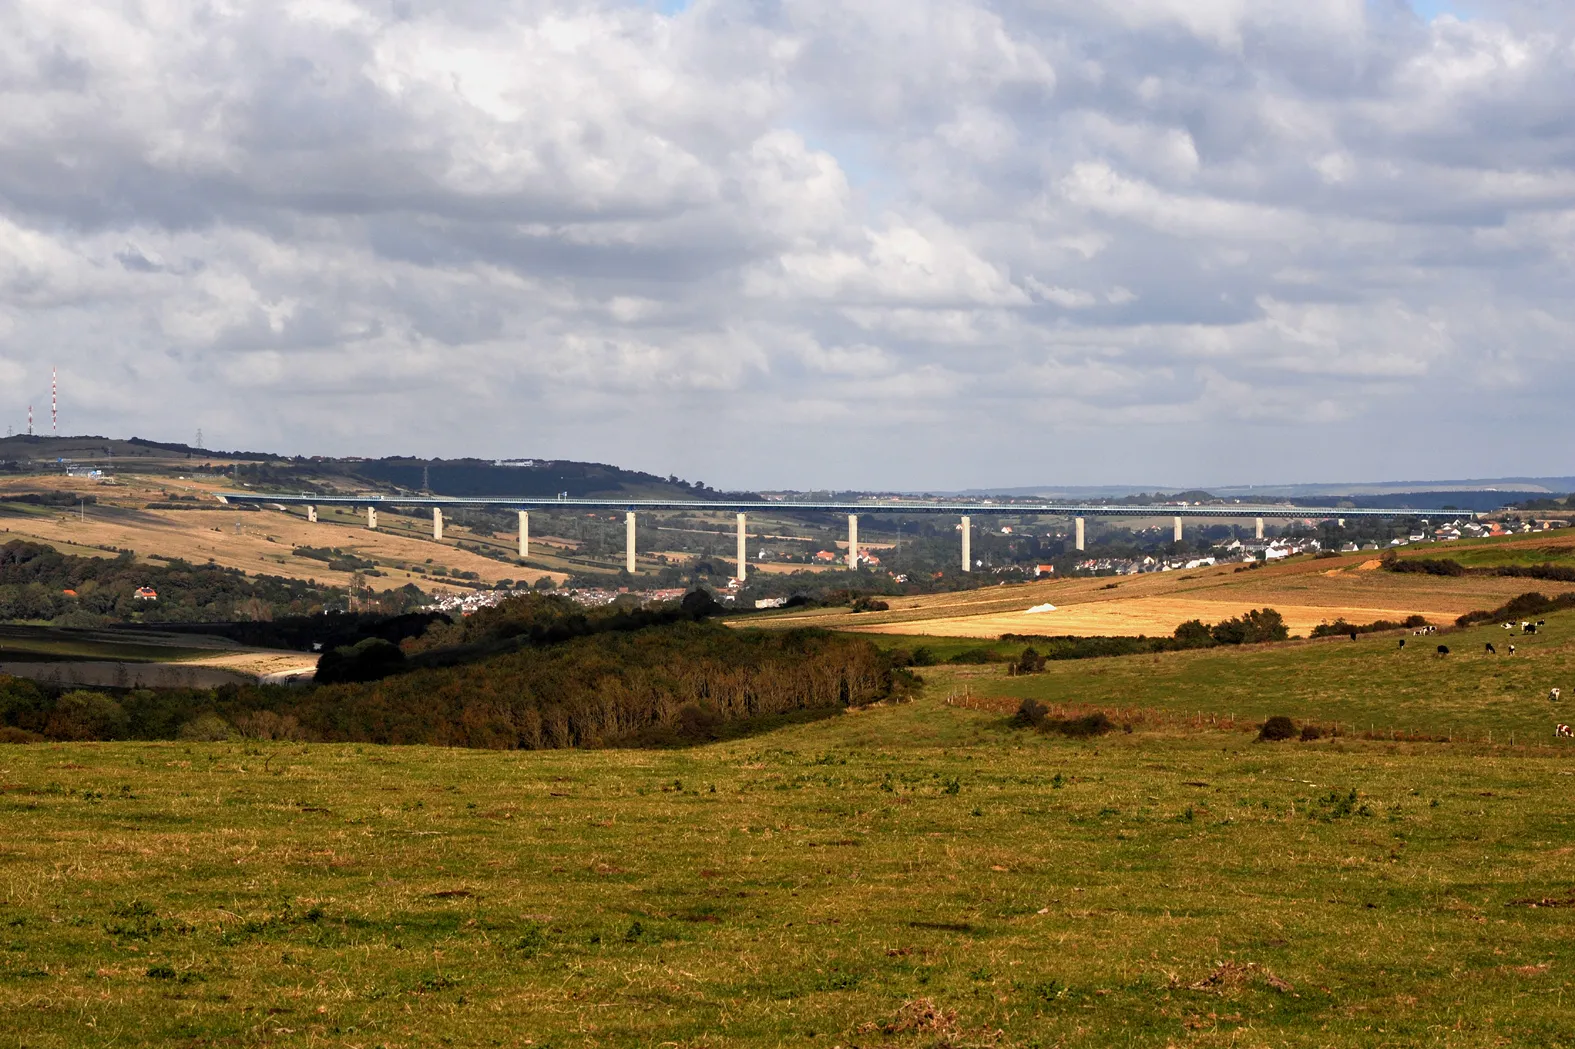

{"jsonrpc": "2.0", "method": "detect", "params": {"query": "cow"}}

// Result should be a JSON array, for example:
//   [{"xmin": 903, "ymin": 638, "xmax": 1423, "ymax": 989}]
[
  {"xmin": 1558, "ymin": 724, "xmax": 1573, "ymax": 738},
  {"xmin": 1509, "ymin": 645, "xmax": 1517, "ymax": 655},
  {"xmin": 1486, "ymin": 643, "xmax": 1497, "ymax": 654},
  {"xmin": 1350, "ymin": 630, "xmax": 1359, "ymax": 641},
  {"xmin": 1551, "ymin": 688, "xmax": 1562, "ymax": 703},
  {"xmin": 1437, "ymin": 645, "xmax": 1450, "ymax": 656},
  {"xmin": 1398, "ymin": 638, "xmax": 1406, "ymax": 650},
  {"xmin": 1525, "ymin": 624, "xmax": 1538, "ymax": 635},
  {"xmin": 1538, "ymin": 620, "xmax": 1547, "ymax": 627}
]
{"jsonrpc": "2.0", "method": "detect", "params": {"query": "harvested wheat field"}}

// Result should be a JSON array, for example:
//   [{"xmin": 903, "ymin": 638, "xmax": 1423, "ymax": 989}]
[
  {"xmin": 753, "ymin": 546, "xmax": 1575, "ymax": 638},
  {"xmin": 0, "ymin": 474, "xmax": 567, "ymax": 592}
]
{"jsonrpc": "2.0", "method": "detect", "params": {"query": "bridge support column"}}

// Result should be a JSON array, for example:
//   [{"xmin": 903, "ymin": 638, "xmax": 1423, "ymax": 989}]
[
  {"xmin": 960, "ymin": 516, "xmax": 971, "ymax": 573},
  {"xmin": 1075, "ymin": 516, "xmax": 1085, "ymax": 551},
  {"xmin": 734, "ymin": 513, "xmax": 747, "ymax": 582},
  {"xmin": 847, "ymin": 514, "xmax": 859, "ymax": 570},
  {"xmin": 367, "ymin": 506, "xmax": 377, "ymax": 529},
  {"xmin": 518, "ymin": 511, "xmax": 529, "ymax": 558},
  {"xmin": 625, "ymin": 511, "xmax": 636, "ymax": 574},
  {"xmin": 433, "ymin": 508, "xmax": 443, "ymax": 541},
  {"xmin": 306, "ymin": 505, "xmax": 317, "ymax": 524},
  {"xmin": 1174, "ymin": 516, "xmax": 1183, "ymax": 543},
  {"xmin": 1255, "ymin": 517, "xmax": 1264, "ymax": 540}
]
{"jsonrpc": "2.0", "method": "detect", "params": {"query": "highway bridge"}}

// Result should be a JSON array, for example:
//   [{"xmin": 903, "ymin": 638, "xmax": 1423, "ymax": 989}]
[{"xmin": 217, "ymin": 493, "xmax": 1454, "ymax": 579}]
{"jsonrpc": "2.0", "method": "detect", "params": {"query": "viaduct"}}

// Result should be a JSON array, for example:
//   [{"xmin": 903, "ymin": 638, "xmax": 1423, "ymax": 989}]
[{"xmin": 217, "ymin": 494, "xmax": 1443, "ymax": 580}]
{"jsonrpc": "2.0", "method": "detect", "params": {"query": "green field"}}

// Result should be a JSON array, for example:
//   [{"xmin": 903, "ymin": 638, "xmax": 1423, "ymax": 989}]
[
  {"xmin": 0, "ymin": 625, "xmax": 224, "ymax": 664},
  {"xmin": 987, "ymin": 609, "xmax": 1575, "ymax": 744},
  {"xmin": 5, "ymin": 684, "xmax": 1575, "ymax": 1047},
  {"xmin": 1397, "ymin": 532, "xmax": 1575, "ymax": 569}
]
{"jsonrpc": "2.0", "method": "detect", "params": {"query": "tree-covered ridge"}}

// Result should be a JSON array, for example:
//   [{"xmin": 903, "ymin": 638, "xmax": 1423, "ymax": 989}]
[
  {"xmin": 0, "ymin": 619, "xmax": 909, "ymax": 749},
  {"xmin": 0, "ymin": 539, "xmax": 343, "ymax": 623},
  {"xmin": 297, "ymin": 623, "xmax": 901, "ymax": 748}
]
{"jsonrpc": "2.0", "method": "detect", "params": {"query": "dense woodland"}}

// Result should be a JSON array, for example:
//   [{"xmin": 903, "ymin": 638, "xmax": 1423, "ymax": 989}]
[
  {"xmin": 0, "ymin": 592, "xmax": 912, "ymax": 748},
  {"xmin": 0, "ymin": 539, "xmax": 359, "ymax": 623}
]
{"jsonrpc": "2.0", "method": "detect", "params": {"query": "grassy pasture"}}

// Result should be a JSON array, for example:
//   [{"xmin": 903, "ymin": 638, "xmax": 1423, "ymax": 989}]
[
  {"xmin": 983, "ymin": 609, "xmax": 1575, "ymax": 744},
  {"xmin": 4, "ymin": 690, "xmax": 1575, "ymax": 1047},
  {"xmin": 1407, "ymin": 531, "xmax": 1575, "ymax": 569}
]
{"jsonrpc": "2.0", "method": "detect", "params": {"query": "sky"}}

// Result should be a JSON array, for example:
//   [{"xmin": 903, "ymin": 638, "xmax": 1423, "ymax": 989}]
[{"xmin": 1, "ymin": 0, "xmax": 1573, "ymax": 491}]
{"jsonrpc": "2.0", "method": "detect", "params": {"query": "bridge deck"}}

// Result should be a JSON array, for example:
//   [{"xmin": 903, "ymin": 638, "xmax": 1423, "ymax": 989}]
[{"xmin": 217, "ymin": 494, "xmax": 1454, "ymax": 519}]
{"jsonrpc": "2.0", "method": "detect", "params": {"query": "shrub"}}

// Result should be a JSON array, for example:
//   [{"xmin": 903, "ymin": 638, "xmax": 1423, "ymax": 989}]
[
  {"xmin": 1042, "ymin": 712, "xmax": 1114, "ymax": 738},
  {"xmin": 1212, "ymin": 608, "xmax": 1289, "ymax": 645},
  {"xmin": 177, "ymin": 713, "xmax": 237, "ymax": 742},
  {"xmin": 910, "ymin": 646, "xmax": 936, "ymax": 666},
  {"xmin": 1258, "ymin": 716, "xmax": 1298, "ymax": 742},
  {"xmin": 1016, "ymin": 647, "xmax": 1046, "ymax": 674},
  {"xmin": 45, "ymin": 691, "xmax": 129, "ymax": 741},
  {"xmin": 1299, "ymin": 724, "xmax": 1324, "ymax": 742},
  {"xmin": 315, "ymin": 636, "xmax": 406, "ymax": 684},
  {"xmin": 1010, "ymin": 699, "xmax": 1048, "ymax": 728},
  {"xmin": 850, "ymin": 596, "xmax": 890, "ymax": 613},
  {"xmin": 0, "ymin": 725, "xmax": 42, "ymax": 744}
]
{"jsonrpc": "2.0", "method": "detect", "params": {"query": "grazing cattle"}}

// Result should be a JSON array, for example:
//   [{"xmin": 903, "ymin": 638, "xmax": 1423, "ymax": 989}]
[
  {"xmin": 1486, "ymin": 643, "xmax": 1497, "ymax": 654},
  {"xmin": 1398, "ymin": 638, "xmax": 1406, "ymax": 650},
  {"xmin": 1551, "ymin": 688, "xmax": 1562, "ymax": 703},
  {"xmin": 1509, "ymin": 645, "xmax": 1516, "ymax": 655},
  {"xmin": 1538, "ymin": 620, "xmax": 1547, "ymax": 627},
  {"xmin": 1559, "ymin": 724, "xmax": 1573, "ymax": 738},
  {"xmin": 1437, "ymin": 645, "xmax": 1450, "ymax": 656},
  {"xmin": 1350, "ymin": 630, "xmax": 1359, "ymax": 641},
  {"xmin": 1525, "ymin": 624, "xmax": 1538, "ymax": 635},
  {"xmin": 1505, "ymin": 623, "xmax": 1515, "ymax": 630}
]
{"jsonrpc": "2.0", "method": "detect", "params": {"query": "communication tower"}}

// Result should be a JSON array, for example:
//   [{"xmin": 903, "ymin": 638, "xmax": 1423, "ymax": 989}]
[
  {"xmin": 51, "ymin": 368, "xmax": 57, "ymax": 435},
  {"xmin": 27, "ymin": 405, "xmax": 32, "ymax": 436}
]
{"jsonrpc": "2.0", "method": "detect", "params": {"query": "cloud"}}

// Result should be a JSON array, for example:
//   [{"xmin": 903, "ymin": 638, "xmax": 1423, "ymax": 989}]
[{"xmin": 0, "ymin": 0, "xmax": 1571, "ymax": 487}]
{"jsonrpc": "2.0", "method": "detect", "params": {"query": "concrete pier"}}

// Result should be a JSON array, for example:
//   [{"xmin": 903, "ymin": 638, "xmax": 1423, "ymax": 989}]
[
  {"xmin": 1256, "ymin": 517, "xmax": 1264, "ymax": 540},
  {"xmin": 736, "ymin": 513, "xmax": 747, "ymax": 582},
  {"xmin": 519, "ymin": 510, "xmax": 529, "ymax": 559},
  {"xmin": 847, "ymin": 514, "xmax": 859, "ymax": 569},
  {"xmin": 1173, "ymin": 516, "xmax": 1183, "ymax": 543},
  {"xmin": 625, "ymin": 512, "xmax": 636, "ymax": 574},
  {"xmin": 960, "ymin": 516, "xmax": 971, "ymax": 572},
  {"xmin": 306, "ymin": 505, "xmax": 317, "ymax": 523},
  {"xmin": 1075, "ymin": 516, "xmax": 1085, "ymax": 551},
  {"xmin": 433, "ymin": 508, "xmax": 443, "ymax": 541},
  {"xmin": 367, "ymin": 506, "xmax": 377, "ymax": 529}
]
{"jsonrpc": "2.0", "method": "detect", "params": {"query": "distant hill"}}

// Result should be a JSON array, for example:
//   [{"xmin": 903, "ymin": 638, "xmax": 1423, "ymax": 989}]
[
  {"xmin": 0, "ymin": 434, "xmax": 269, "ymax": 463},
  {"xmin": 951, "ymin": 477, "xmax": 1575, "ymax": 502},
  {"xmin": 340, "ymin": 457, "xmax": 755, "ymax": 501},
  {"xmin": 0, "ymin": 435, "xmax": 754, "ymax": 502}
]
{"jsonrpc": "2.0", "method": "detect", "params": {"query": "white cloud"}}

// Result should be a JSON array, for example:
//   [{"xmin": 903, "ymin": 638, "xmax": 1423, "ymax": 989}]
[{"xmin": 0, "ymin": 0, "xmax": 1570, "ymax": 487}]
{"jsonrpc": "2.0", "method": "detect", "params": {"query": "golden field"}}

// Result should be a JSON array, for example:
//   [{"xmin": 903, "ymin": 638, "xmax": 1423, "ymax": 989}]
[{"xmin": 752, "ymin": 541, "xmax": 1575, "ymax": 638}]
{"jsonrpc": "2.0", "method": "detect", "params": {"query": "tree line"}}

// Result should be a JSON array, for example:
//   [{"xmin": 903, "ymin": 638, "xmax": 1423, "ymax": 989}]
[{"xmin": 0, "ymin": 592, "xmax": 914, "ymax": 748}]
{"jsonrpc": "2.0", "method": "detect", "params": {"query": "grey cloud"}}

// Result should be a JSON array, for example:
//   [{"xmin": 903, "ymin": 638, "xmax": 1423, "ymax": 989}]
[{"xmin": 0, "ymin": 0, "xmax": 1571, "ymax": 488}]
